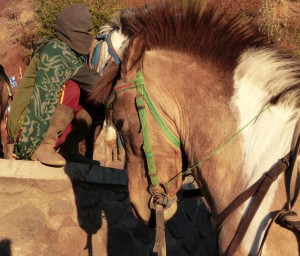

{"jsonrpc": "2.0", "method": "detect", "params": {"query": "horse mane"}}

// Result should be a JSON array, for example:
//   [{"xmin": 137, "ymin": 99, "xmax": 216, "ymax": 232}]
[
  {"xmin": 115, "ymin": 0, "xmax": 272, "ymax": 70},
  {"xmin": 89, "ymin": 61, "xmax": 120, "ymax": 103},
  {"xmin": 91, "ymin": 1, "xmax": 300, "ymax": 107}
]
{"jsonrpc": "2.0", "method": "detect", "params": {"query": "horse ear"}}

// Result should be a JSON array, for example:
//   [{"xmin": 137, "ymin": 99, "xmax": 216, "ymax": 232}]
[
  {"xmin": 89, "ymin": 61, "xmax": 120, "ymax": 103},
  {"xmin": 122, "ymin": 32, "xmax": 147, "ymax": 74}
]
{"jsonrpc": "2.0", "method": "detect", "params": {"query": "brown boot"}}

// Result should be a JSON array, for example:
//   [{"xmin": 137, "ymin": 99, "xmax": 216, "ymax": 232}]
[
  {"xmin": 31, "ymin": 103, "xmax": 75, "ymax": 167},
  {"xmin": 60, "ymin": 108, "xmax": 100, "ymax": 165}
]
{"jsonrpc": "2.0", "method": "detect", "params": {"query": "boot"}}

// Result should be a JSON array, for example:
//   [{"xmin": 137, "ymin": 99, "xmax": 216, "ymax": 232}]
[
  {"xmin": 60, "ymin": 108, "xmax": 100, "ymax": 165},
  {"xmin": 31, "ymin": 103, "xmax": 75, "ymax": 167}
]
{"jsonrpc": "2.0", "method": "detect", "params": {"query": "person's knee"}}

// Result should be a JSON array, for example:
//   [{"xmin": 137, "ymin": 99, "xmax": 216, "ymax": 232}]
[{"xmin": 60, "ymin": 80, "xmax": 80, "ymax": 108}]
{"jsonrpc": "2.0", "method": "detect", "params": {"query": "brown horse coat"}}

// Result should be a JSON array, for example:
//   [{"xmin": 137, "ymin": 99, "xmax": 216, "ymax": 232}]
[{"xmin": 91, "ymin": 1, "xmax": 300, "ymax": 255}]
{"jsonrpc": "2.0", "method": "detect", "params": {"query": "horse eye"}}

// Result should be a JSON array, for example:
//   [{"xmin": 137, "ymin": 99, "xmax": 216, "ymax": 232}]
[{"xmin": 114, "ymin": 119, "xmax": 124, "ymax": 131}]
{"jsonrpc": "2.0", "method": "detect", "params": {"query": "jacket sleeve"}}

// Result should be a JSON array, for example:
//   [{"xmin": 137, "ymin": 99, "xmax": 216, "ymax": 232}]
[{"xmin": 71, "ymin": 66, "xmax": 100, "ymax": 91}]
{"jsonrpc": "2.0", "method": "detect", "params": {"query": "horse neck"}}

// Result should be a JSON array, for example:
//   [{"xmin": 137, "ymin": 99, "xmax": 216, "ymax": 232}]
[{"xmin": 143, "ymin": 49, "xmax": 297, "ymax": 217}]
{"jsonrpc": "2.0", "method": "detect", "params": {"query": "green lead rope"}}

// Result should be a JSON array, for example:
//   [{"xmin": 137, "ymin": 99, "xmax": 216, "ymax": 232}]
[{"xmin": 165, "ymin": 104, "xmax": 272, "ymax": 186}]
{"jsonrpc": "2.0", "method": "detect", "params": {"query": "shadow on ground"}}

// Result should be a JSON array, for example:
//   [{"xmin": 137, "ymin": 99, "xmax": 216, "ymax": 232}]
[
  {"xmin": 65, "ymin": 163, "xmax": 218, "ymax": 256},
  {"xmin": 0, "ymin": 239, "xmax": 11, "ymax": 256}
]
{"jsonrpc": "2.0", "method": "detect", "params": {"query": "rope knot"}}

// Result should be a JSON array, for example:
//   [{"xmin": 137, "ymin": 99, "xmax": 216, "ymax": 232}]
[{"xmin": 149, "ymin": 184, "xmax": 176, "ymax": 210}]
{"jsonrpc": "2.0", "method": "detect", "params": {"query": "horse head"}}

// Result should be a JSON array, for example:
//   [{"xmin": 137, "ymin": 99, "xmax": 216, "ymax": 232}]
[{"xmin": 110, "ymin": 32, "xmax": 184, "ymax": 224}]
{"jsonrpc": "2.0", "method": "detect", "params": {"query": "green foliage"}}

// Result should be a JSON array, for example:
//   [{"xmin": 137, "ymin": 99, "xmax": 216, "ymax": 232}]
[
  {"xmin": 259, "ymin": 0, "xmax": 287, "ymax": 42},
  {"xmin": 292, "ymin": 28, "xmax": 300, "ymax": 58},
  {"xmin": 31, "ymin": 0, "xmax": 124, "ymax": 38}
]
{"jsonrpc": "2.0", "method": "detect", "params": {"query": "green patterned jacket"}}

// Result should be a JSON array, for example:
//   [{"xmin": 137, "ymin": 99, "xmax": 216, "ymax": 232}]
[{"xmin": 7, "ymin": 38, "xmax": 82, "ymax": 159}]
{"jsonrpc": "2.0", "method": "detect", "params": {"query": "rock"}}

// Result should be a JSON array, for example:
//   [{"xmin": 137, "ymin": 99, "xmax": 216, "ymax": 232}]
[
  {"xmin": 49, "ymin": 199, "xmax": 72, "ymax": 215},
  {"xmin": 54, "ymin": 226, "xmax": 87, "ymax": 255},
  {"xmin": 36, "ymin": 180, "xmax": 71, "ymax": 193}
]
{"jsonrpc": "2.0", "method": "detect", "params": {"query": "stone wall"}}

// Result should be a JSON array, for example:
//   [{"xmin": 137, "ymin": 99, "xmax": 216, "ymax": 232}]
[{"xmin": 0, "ymin": 159, "xmax": 217, "ymax": 256}]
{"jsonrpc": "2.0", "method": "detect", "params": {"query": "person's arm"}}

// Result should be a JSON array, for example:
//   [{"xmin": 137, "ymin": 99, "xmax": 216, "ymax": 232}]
[{"xmin": 71, "ymin": 66, "xmax": 100, "ymax": 91}]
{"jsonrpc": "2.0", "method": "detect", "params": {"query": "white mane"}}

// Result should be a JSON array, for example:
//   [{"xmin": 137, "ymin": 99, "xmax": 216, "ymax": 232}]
[{"xmin": 232, "ymin": 48, "xmax": 300, "ymax": 253}]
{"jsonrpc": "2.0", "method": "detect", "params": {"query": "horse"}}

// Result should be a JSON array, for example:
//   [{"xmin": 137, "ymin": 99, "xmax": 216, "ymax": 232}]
[
  {"xmin": 90, "ymin": 1, "xmax": 300, "ymax": 255},
  {"xmin": 0, "ymin": 65, "xmax": 13, "ymax": 159},
  {"xmin": 85, "ymin": 22, "xmax": 127, "ymax": 166}
]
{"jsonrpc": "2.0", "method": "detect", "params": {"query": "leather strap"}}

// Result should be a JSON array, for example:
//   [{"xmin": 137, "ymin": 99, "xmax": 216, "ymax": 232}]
[
  {"xmin": 216, "ymin": 155, "xmax": 289, "ymax": 232},
  {"xmin": 215, "ymin": 154, "xmax": 289, "ymax": 256},
  {"xmin": 153, "ymin": 205, "xmax": 167, "ymax": 256},
  {"xmin": 289, "ymin": 119, "xmax": 300, "ymax": 209},
  {"xmin": 226, "ymin": 157, "xmax": 288, "ymax": 255},
  {"xmin": 218, "ymin": 125, "xmax": 300, "ymax": 255}
]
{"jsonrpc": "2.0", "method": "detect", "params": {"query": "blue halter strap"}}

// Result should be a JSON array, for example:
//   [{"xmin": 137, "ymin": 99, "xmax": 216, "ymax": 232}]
[{"xmin": 94, "ymin": 33, "xmax": 121, "ymax": 66}]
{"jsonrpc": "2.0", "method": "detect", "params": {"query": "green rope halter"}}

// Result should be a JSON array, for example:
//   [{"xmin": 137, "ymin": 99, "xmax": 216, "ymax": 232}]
[{"xmin": 114, "ymin": 69, "xmax": 181, "ymax": 187}]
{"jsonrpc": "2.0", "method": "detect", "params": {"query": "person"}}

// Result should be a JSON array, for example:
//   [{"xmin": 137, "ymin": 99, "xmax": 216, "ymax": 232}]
[{"xmin": 7, "ymin": 4, "xmax": 101, "ymax": 167}]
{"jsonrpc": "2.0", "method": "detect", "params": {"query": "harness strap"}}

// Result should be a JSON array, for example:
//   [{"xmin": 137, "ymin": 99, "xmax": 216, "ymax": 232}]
[
  {"xmin": 255, "ymin": 125, "xmax": 300, "ymax": 255},
  {"xmin": 218, "ymin": 127, "xmax": 300, "ymax": 256},
  {"xmin": 114, "ymin": 69, "xmax": 181, "ymax": 186},
  {"xmin": 136, "ymin": 70, "xmax": 180, "ymax": 148},
  {"xmin": 153, "ymin": 205, "xmax": 167, "ymax": 256},
  {"xmin": 255, "ymin": 208, "xmax": 300, "ymax": 256},
  {"xmin": 136, "ymin": 74, "xmax": 160, "ymax": 187},
  {"xmin": 91, "ymin": 39, "xmax": 103, "ymax": 71},
  {"xmin": 289, "ymin": 119, "xmax": 300, "ymax": 208},
  {"xmin": 88, "ymin": 32, "xmax": 121, "ymax": 73},
  {"xmin": 216, "ymin": 174, "xmax": 264, "ymax": 230},
  {"xmin": 216, "ymin": 155, "xmax": 289, "ymax": 231},
  {"xmin": 225, "ymin": 156, "xmax": 289, "ymax": 256},
  {"xmin": 96, "ymin": 34, "xmax": 121, "ymax": 65},
  {"xmin": 114, "ymin": 70, "xmax": 180, "ymax": 149},
  {"xmin": 142, "ymin": 82, "xmax": 181, "ymax": 149}
]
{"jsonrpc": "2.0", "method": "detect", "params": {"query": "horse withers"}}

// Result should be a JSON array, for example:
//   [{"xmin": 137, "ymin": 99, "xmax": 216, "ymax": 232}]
[
  {"xmin": 90, "ymin": 1, "xmax": 300, "ymax": 255},
  {"xmin": 0, "ymin": 65, "xmax": 13, "ymax": 159}
]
